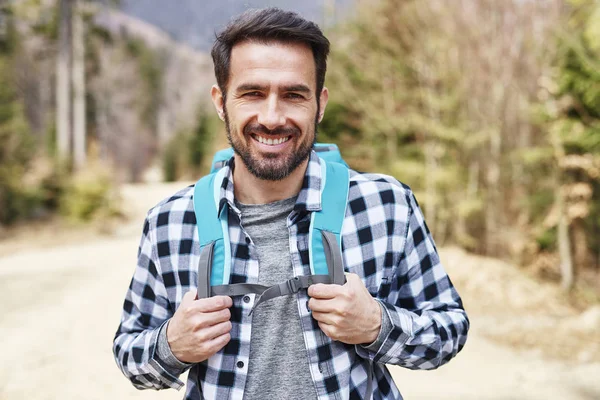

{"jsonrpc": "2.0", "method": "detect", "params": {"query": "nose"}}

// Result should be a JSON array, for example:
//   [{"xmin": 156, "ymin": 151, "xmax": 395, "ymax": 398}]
[{"xmin": 257, "ymin": 95, "xmax": 285, "ymax": 130}]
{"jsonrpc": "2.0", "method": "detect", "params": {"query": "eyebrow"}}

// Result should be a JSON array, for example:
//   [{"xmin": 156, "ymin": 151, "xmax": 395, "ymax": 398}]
[
  {"xmin": 234, "ymin": 83, "xmax": 312, "ymax": 93},
  {"xmin": 282, "ymin": 84, "xmax": 311, "ymax": 93},
  {"xmin": 235, "ymin": 83, "xmax": 268, "ymax": 92}
]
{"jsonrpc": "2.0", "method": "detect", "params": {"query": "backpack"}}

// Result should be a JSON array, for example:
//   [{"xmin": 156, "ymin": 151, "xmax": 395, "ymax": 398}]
[
  {"xmin": 193, "ymin": 143, "xmax": 375, "ymax": 399},
  {"xmin": 193, "ymin": 143, "xmax": 349, "ymax": 313}
]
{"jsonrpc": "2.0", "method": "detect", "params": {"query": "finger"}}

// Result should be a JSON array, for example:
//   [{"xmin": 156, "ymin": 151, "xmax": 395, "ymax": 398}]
[
  {"xmin": 308, "ymin": 283, "xmax": 344, "ymax": 299},
  {"xmin": 203, "ymin": 332, "xmax": 231, "ymax": 355},
  {"xmin": 308, "ymin": 298, "xmax": 337, "ymax": 313},
  {"xmin": 311, "ymin": 311, "xmax": 337, "ymax": 326},
  {"xmin": 197, "ymin": 320, "xmax": 232, "ymax": 342},
  {"xmin": 192, "ymin": 296, "xmax": 233, "ymax": 313},
  {"xmin": 317, "ymin": 321, "xmax": 337, "ymax": 340},
  {"xmin": 195, "ymin": 307, "xmax": 231, "ymax": 328}
]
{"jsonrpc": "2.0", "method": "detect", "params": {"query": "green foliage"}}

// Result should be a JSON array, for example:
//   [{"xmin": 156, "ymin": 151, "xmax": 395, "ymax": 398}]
[
  {"xmin": 536, "ymin": 228, "xmax": 558, "ymax": 252},
  {"xmin": 125, "ymin": 38, "xmax": 163, "ymax": 130},
  {"xmin": 326, "ymin": 0, "xmax": 600, "ymax": 280},
  {"xmin": 59, "ymin": 164, "xmax": 120, "ymax": 222},
  {"xmin": 163, "ymin": 112, "xmax": 219, "ymax": 181},
  {"xmin": 319, "ymin": 101, "xmax": 361, "ymax": 142},
  {"xmin": 188, "ymin": 113, "xmax": 217, "ymax": 172},
  {"xmin": 0, "ymin": 16, "xmax": 38, "ymax": 225},
  {"xmin": 162, "ymin": 133, "xmax": 184, "ymax": 182},
  {"xmin": 531, "ymin": 0, "xmax": 600, "ymax": 273}
]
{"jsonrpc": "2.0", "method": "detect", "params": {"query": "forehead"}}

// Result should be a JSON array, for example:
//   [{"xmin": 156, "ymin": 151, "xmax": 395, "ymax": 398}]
[{"xmin": 228, "ymin": 40, "xmax": 316, "ymax": 90}]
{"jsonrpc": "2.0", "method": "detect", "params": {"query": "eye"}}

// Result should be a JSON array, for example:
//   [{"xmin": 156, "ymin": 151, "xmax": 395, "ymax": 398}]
[
  {"xmin": 242, "ymin": 91, "xmax": 262, "ymax": 98},
  {"xmin": 286, "ymin": 93, "xmax": 305, "ymax": 100}
]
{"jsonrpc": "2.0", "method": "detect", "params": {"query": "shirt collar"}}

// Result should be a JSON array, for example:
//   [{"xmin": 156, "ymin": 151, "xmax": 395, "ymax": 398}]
[{"xmin": 216, "ymin": 150, "xmax": 324, "ymax": 217}]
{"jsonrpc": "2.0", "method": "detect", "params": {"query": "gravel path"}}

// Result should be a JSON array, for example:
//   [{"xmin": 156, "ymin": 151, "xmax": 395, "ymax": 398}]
[{"xmin": 1, "ymin": 182, "xmax": 598, "ymax": 400}]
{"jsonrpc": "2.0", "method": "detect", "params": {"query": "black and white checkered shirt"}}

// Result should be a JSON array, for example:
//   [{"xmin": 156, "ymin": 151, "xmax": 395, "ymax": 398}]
[{"xmin": 113, "ymin": 151, "xmax": 469, "ymax": 399}]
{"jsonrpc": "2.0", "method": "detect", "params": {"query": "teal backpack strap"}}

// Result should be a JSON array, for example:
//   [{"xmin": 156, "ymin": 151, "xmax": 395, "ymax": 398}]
[
  {"xmin": 197, "ymin": 153, "xmax": 350, "ymax": 313},
  {"xmin": 313, "ymin": 143, "xmax": 349, "ymax": 167},
  {"xmin": 193, "ymin": 168, "xmax": 231, "ymax": 298},
  {"xmin": 310, "ymin": 158, "xmax": 349, "ymax": 285},
  {"xmin": 210, "ymin": 148, "xmax": 235, "ymax": 173}
]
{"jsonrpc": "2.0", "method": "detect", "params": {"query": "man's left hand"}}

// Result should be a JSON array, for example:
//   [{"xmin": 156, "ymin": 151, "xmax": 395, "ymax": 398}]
[{"xmin": 308, "ymin": 273, "xmax": 381, "ymax": 345}]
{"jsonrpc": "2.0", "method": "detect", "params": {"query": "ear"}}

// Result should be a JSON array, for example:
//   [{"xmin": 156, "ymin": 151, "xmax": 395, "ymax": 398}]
[
  {"xmin": 211, "ymin": 85, "xmax": 225, "ymax": 121},
  {"xmin": 317, "ymin": 87, "xmax": 329, "ymax": 123}
]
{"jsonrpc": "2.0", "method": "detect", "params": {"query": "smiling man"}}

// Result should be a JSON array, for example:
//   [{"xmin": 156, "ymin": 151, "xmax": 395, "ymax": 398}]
[{"xmin": 113, "ymin": 8, "xmax": 469, "ymax": 400}]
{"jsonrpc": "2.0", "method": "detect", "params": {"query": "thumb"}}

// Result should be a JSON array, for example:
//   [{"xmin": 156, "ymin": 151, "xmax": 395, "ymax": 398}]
[
  {"xmin": 182, "ymin": 289, "xmax": 198, "ymax": 304},
  {"xmin": 344, "ymin": 272, "xmax": 360, "ymax": 283}
]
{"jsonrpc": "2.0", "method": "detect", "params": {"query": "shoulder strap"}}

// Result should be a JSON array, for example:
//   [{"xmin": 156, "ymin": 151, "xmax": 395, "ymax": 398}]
[
  {"xmin": 194, "ymin": 157, "xmax": 350, "ymax": 307},
  {"xmin": 193, "ymin": 168, "xmax": 231, "ymax": 299},
  {"xmin": 309, "ymin": 158, "xmax": 349, "ymax": 286}
]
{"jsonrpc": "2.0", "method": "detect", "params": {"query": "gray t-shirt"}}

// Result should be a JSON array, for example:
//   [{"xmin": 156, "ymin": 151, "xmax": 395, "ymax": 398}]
[{"xmin": 236, "ymin": 196, "xmax": 318, "ymax": 400}]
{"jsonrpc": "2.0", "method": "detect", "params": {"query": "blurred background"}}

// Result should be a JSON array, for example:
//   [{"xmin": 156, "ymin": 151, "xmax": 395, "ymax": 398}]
[{"xmin": 0, "ymin": 0, "xmax": 599, "ymax": 399}]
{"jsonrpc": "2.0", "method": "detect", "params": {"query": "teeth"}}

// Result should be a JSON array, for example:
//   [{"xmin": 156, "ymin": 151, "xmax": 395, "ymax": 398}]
[{"xmin": 255, "ymin": 135, "xmax": 290, "ymax": 145}]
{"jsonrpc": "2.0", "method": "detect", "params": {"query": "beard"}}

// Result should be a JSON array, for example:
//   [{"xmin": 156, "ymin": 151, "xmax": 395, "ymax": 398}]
[{"xmin": 224, "ymin": 106, "xmax": 319, "ymax": 181}]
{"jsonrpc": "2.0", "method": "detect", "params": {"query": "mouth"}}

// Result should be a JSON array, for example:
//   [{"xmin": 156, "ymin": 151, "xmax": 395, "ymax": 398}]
[{"xmin": 251, "ymin": 134, "xmax": 292, "ymax": 146}]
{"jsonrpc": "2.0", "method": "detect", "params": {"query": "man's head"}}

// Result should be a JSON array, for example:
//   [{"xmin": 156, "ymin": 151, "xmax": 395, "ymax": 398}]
[{"xmin": 210, "ymin": 8, "xmax": 330, "ymax": 181}]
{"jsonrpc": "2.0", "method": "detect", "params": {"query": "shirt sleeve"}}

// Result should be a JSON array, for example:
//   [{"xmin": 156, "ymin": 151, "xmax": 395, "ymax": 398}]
[
  {"xmin": 156, "ymin": 320, "xmax": 194, "ymax": 374},
  {"xmin": 358, "ymin": 301, "xmax": 393, "ymax": 353},
  {"xmin": 112, "ymin": 214, "xmax": 188, "ymax": 390},
  {"xmin": 356, "ymin": 190, "xmax": 469, "ymax": 369}
]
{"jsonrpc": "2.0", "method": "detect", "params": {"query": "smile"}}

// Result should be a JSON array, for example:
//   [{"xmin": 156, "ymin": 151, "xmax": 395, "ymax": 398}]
[{"xmin": 251, "ymin": 134, "xmax": 291, "ymax": 146}]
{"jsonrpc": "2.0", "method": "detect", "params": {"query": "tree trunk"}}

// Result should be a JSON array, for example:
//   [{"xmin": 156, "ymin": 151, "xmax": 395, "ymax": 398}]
[
  {"xmin": 552, "ymin": 135, "xmax": 574, "ymax": 291},
  {"xmin": 557, "ymin": 185, "xmax": 574, "ymax": 291},
  {"xmin": 56, "ymin": 0, "xmax": 72, "ymax": 159},
  {"xmin": 72, "ymin": 0, "xmax": 86, "ymax": 169},
  {"xmin": 572, "ymin": 220, "xmax": 588, "ymax": 274}
]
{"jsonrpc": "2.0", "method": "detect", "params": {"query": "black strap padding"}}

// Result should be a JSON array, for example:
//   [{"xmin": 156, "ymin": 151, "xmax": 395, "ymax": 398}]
[
  {"xmin": 211, "ymin": 283, "xmax": 270, "ymax": 296},
  {"xmin": 249, "ymin": 275, "xmax": 334, "ymax": 315},
  {"xmin": 197, "ymin": 241, "xmax": 214, "ymax": 299},
  {"xmin": 321, "ymin": 230, "xmax": 347, "ymax": 286}
]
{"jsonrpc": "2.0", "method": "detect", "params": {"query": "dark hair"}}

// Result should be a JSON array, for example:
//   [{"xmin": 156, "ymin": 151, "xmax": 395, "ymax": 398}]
[{"xmin": 211, "ymin": 8, "xmax": 330, "ymax": 97}]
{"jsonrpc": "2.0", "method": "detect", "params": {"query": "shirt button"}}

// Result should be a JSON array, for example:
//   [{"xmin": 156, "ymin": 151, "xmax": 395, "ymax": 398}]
[
  {"xmin": 243, "ymin": 296, "xmax": 251, "ymax": 303},
  {"xmin": 237, "ymin": 361, "xmax": 244, "ymax": 369}
]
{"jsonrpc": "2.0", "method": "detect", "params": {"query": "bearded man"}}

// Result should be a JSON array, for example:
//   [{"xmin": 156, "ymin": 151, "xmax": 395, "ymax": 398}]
[{"xmin": 113, "ymin": 8, "xmax": 469, "ymax": 400}]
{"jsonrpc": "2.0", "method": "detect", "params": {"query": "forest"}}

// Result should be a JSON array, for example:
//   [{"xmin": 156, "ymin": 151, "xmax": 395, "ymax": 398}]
[{"xmin": 1, "ymin": 0, "xmax": 599, "ymax": 295}]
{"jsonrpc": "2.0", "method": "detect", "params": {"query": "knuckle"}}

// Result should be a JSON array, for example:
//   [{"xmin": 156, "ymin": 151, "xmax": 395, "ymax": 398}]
[
  {"xmin": 195, "ymin": 316, "xmax": 209, "ymax": 330},
  {"xmin": 339, "ymin": 305, "xmax": 350, "ymax": 318}
]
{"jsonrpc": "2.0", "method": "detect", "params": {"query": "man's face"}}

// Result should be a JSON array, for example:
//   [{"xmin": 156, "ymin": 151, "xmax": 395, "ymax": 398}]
[{"xmin": 212, "ymin": 41, "xmax": 328, "ymax": 181}]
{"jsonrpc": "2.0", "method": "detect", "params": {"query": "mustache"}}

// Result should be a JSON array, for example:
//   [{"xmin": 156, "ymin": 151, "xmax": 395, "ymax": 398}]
[{"xmin": 243, "ymin": 123, "xmax": 300, "ymax": 137}]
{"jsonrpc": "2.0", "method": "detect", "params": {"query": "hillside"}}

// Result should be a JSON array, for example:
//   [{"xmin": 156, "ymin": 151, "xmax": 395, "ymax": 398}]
[{"xmin": 120, "ymin": 0, "xmax": 355, "ymax": 50}]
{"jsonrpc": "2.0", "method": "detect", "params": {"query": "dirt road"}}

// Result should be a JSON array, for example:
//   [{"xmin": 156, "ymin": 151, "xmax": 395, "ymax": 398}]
[{"xmin": 1, "ymin": 182, "xmax": 598, "ymax": 400}]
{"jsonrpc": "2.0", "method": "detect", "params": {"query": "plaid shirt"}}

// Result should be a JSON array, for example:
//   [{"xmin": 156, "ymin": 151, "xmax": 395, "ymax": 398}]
[{"xmin": 113, "ymin": 151, "xmax": 469, "ymax": 399}]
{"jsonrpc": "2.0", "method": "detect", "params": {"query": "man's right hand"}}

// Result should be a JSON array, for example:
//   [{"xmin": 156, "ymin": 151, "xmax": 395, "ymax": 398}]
[{"xmin": 166, "ymin": 290, "xmax": 233, "ymax": 363}]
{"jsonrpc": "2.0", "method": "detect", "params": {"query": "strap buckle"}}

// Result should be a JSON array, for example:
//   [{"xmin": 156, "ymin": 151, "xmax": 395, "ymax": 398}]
[{"xmin": 286, "ymin": 277, "xmax": 302, "ymax": 294}]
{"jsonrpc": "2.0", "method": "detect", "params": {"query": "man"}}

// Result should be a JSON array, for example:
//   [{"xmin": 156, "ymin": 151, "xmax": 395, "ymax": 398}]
[{"xmin": 113, "ymin": 8, "xmax": 469, "ymax": 400}]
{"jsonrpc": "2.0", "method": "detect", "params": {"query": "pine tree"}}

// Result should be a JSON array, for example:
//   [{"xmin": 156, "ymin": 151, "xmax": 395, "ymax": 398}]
[{"xmin": 0, "ymin": 10, "xmax": 36, "ymax": 225}]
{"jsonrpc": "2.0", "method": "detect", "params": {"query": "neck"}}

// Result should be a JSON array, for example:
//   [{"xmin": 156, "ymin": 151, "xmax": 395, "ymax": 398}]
[{"xmin": 232, "ymin": 155, "xmax": 308, "ymax": 204}]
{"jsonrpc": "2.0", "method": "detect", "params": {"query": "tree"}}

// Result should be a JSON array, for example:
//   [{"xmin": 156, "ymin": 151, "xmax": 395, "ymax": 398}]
[
  {"xmin": 0, "ymin": 8, "xmax": 36, "ymax": 225},
  {"xmin": 56, "ymin": 0, "xmax": 87, "ymax": 170}
]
